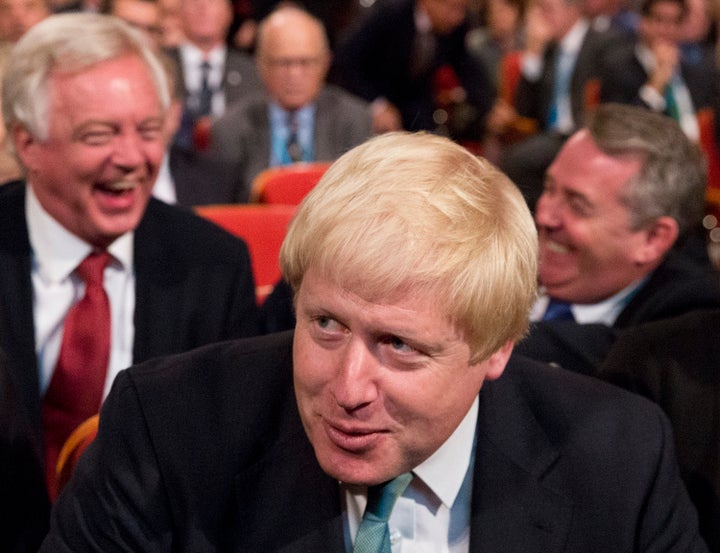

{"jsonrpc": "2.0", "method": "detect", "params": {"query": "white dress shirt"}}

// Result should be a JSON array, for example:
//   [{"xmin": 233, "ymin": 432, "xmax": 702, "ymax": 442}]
[
  {"xmin": 179, "ymin": 42, "xmax": 227, "ymax": 117},
  {"xmin": 530, "ymin": 277, "xmax": 649, "ymax": 325},
  {"xmin": 26, "ymin": 186, "xmax": 136, "ymax": 399},
  {"xmin": 522, "ymin": 19, "xmax": 590, "ymax": 133},
  {"xmin": 343, "ymin": 398, "xmax": 478, "ymax": 552}
]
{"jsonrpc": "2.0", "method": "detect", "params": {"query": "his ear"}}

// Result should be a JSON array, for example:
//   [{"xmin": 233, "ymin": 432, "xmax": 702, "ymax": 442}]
[
  {"xmin": 633, "ymin": 216, "xmax": 679, "ymax": 264},
  {"xmin": 482, "ymin": 340, "xmax": 515, "ymax": 381},
  {"xmin": 12, "ymin": 124, "xmax": 38, "ymax": 171}
]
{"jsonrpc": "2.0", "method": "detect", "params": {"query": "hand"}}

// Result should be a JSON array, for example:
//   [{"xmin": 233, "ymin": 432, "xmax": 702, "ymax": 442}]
[
  {"xmin": 486, "ymin": 99, "xmax": 518, "ymax": 135},
  {"xmin": 647, "ymin": 40, "xmax": 679, "ymax": 93}
]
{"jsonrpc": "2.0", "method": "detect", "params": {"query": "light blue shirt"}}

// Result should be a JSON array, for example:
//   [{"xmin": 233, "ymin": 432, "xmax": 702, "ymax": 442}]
[{"xmin": 268, "ymin": 102, "xmax": 315, "ymax": 166}]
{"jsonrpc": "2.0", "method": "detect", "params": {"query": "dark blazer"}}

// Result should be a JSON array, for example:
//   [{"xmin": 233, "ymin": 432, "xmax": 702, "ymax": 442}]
[
  {"xmin": 515, "ymin": 251, "xmax": 720, "ymax": 374},
  {"xmin": 599, "ymin": 40, "xmax": 720, "ymax": 143},
  {"xmin": 514, "ymin": 25, "xmax": 614, "ymax": 130},
  {"xmin": 42, "ymin": 331, "xmax": 707, "ymax": 552},
  {"xmin": 0, "ymin": 181, "xmax": 259, "ymax": 552},
  {"xmin": 600, "ymin": 309, "xmax": 720, "ymax": 553},
  {"xmin": 334, "ymin": 0, "xmax": 494, "ymax": 135},
  {"xmin": 209, "ymin": 85, "xmax": 373, "ymax": 202},
  {"xmin": 168, "ymin": 145, "xmax": 248, "ymax": 207}
]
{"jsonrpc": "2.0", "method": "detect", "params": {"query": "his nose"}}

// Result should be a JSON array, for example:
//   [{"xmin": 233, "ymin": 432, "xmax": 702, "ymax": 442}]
[
  {"xmin": 331, "ymin": 339, "xmax": 379, "ymax": 412},
  {"xmin": 112, "ymin": 132, "xmax": 145, "ymax": 170},
  {"xmin": 534, "ymin": 190, "xmax": 562, "ymax": 230}
]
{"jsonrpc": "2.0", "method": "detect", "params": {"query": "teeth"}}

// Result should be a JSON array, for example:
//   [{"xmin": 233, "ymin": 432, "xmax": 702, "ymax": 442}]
[
  {"xmin": 104, "ymin": 181, "xmax": 137, "ymax": 192},
  {"xmin": 546, "ymin": 241, "xmax": 569, "ymax": 254}
]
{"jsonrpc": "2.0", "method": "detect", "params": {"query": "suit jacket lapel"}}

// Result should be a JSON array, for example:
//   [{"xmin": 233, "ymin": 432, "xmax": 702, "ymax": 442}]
[
  {"xmin": 469, "ymin": 369, "xmax": 573, "ymax": 552},
  {"xmin": 132, "ymin": 200, "xmax": 183, "ymax": 363},
  {"xmin": 232, "ymin": 409, "xmax": 345, "ymax": 552}
]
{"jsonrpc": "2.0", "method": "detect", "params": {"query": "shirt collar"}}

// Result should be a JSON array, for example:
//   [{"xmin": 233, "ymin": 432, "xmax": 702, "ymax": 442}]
[
  {"xmin": 181, "ymin": 42, "xmax": 226, "ymax": 64},
  {"xmin": 570, "ymin": 277, "xmax": 647, "ymax": 325},
  {"xmin": 560, "ymin": 18, "xmax": 590, "ymax": 54},
  {"xmin": 26, "ymin": 185, "xmax": 134, "ymax": 284},
  {"xmin": 269, "ymin": 102, "xmax": 316, "ymax": 126},
  {"xmin": 412, "ymin": 396, "xmax": 478, "ymax": 508}
]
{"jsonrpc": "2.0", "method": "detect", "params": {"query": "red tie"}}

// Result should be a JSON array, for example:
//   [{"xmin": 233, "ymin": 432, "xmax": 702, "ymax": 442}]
[{"xmin": 42, "ymin": 250, "xmax": 111, "ymax": 500}]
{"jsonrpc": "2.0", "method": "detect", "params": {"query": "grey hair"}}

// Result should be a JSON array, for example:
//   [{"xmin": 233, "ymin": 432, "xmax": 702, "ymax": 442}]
[
  {"xmin": 2, "ymin": 12, "xmax": 171, "ymax": 141},
  {"xmin": 588, "ymin": 103, "xmax": 706, "ymax": 235}
]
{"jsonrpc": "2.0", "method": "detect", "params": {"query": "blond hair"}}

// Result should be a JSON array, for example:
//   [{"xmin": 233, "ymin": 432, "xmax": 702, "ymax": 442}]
[{"xmin": 281, "ymin": 132, "xmax": 538, "ymax": 362}]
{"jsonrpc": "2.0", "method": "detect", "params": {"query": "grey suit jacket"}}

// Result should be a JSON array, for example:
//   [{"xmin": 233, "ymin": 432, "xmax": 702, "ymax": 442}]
[
  {"xmin": 42, "ymin": 331, "xmax": 707, "ymax": 552},
  {"xmin": 209, "ymin": 85, "xmax": 373, "ymax": 202}
]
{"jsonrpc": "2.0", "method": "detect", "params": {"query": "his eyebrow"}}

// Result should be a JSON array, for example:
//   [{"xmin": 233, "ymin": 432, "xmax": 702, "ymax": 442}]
[{"xmin": 563, "ymin": 187, "xmax": 595, "ymax": 211}]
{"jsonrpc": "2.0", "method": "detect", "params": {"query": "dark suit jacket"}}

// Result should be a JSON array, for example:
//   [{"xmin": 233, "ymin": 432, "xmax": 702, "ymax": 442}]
[
  {"xmin": 165, "ymin": 46, "xmax": 263, "ymax": 154},
  {"xmin": 515, "ymin": 251, "xmax": 720, "ymax": 374},
  {"xmin": 0, "ymin": 181, "xmax": 259, "ymax": 552},
  {"xmin": 514, "ymin": 25, "xmax": 614, "ymax": 130},
  {"xmin": 599, "ymin": 40, "xmax": 720, "ymax": 143},
  {"xmin": 169, "ymin": 145, "xmax": 248, "ymax": 207},
  {"xmin": 600, "ymin": 309, "xmax": 720, "ymax": 553},
  {"xmin": 334, "ymin": 0, "xmax": 494, "ymax": 135},
  {"xmin": 42, "ymin": 331, "xmax": 707, "ymax": 552},
  {"xmin": 209, "ymin": 85, "xmax": 373, "ymax": 202}
]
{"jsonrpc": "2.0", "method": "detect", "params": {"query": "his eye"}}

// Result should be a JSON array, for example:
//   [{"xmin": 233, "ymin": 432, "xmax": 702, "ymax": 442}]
[
  {"xmin": 314, "ymin": 316, "xmax": 343, "ymax": 333},
  {"xmin": 81, "ymin": 130, "xmax": 114, "ymax": 145},
  {"xmin": 139, "ymin": 123, "xmax": 163, "ymax": 141},
  {"xmin": 381, "ymin": 335, "xmax": 415, "ymax": 353}
]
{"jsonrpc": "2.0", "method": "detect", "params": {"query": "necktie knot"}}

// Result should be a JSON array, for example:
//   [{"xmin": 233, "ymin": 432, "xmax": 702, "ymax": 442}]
[
  {"xmin": 286, "ymin": 110, "xmax": 303, "ymax": 163},
  {"xmin": 543, "ymin": 298, "xmax": 574, "ymax": 321},
  {"xmin": 76, "ymin": 251, "xmax": 111, "ymax": 286}
]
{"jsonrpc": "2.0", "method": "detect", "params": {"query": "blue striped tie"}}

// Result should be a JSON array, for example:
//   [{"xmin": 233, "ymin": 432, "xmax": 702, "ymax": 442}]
[{"xmin": 353, "ymin": 473, "xmax": 412, "ymax": 553}]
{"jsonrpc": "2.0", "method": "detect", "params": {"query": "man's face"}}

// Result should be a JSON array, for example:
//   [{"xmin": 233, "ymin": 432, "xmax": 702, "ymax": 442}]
[
  {"xmin": 112, "ymin": 0, "xmax": 163, "ymax": 49},
  {"xmin": 420, "ymin": 0, "xmax": 468, "ymax": 34},
  {"xmin": 534, "ymin": 130, "xmax": 650, "ymax": 304},
  {"xmin": 179, "ymin": 0, "xmax": 231, "ymax": 48},
  {"xmin": 0, "ymin": 0, "xmax": 48, "ymax": 42},
  {"xmin": 293, "ymin": 265, "xmax": 512, "ymax": 486},
  {"xmin": 639, "ymin": 0, "xmax": 684, "ymax": 45},
  {"xmin": 15, "ymin": 54, "xmax": 165, "ymax": 248},
  {"xmin": 257, "ymin": 15, "xmax": 329, "ymax": 111}
]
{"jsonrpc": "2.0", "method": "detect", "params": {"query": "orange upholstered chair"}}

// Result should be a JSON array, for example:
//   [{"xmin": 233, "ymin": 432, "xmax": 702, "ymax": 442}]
[
  {"xmin": 55, "ymin": 414, "xmax": 99, "ymax": 495},
  {"xmin": 195, "ymin": 204, "xmax": 297, "ymax": 304},
  {"xmin": 697, "ymin": 108, "xmax": 720, "ymax": 219},
  {"xmin": 249, "ymin": 162, "xmax": 331, "ymax": 205}
]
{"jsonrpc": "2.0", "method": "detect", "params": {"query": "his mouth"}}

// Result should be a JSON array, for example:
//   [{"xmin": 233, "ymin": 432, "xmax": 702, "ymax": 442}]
[
  {"xmin": 324, "ymin": 421, "xmax": 384, "ymax": 452},
  {"xmin": 544, "ymin": 240, "xmax": 570, "ymax": 254},
  {"xmin": 96, "ymin": 180, "xmax": 138, "ymax": 195}
]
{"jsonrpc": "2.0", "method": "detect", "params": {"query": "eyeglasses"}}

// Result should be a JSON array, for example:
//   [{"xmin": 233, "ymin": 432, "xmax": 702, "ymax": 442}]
[{"xmin": 262, "ymin": 57, "xmax": 325, "ymax": 70}]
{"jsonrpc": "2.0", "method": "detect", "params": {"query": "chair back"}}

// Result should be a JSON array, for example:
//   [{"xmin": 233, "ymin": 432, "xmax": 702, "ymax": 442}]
[
  {"xmin": 55, "ymin": 414, "xmax": 99, "ymax": 495},
  {"xmin": 250, "ymin": 161, "xmax": 331, "ymax": 205},
  {"xmin": 195, "ymin": 204, "xmax": 297, "ymax": 304}
]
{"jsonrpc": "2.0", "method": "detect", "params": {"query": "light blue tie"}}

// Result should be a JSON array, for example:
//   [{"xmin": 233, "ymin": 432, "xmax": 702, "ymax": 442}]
[
  {"xmin": 547, "ymin": 48, "xmax": 574, "ymax": 129},
  {"xmin": 353, "ymin": 473, "xmax": 412, "ymax": 553}
]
